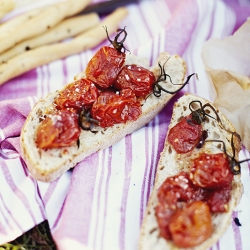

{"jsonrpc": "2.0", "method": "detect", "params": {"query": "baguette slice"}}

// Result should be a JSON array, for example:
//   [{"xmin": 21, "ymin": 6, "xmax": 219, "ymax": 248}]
[
  {"xmin": 139, "ymin": 93, "xmax": 243, "ymax": 250},
  {"xmin": 20, "ymin": 51, "xmax": 187, "ymax": 182}
]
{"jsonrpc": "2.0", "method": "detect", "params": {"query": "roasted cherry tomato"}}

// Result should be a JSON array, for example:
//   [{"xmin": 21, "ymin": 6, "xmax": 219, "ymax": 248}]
[
  {"xmin": 205, "ymin": 185, "xmax": 231, "ymax": 212},
  {"xmin": 157, "ymin": 171, "xmax": 205, "ymax": 205},
  {"xmin": 155, "ymin": 171, "xmax": 206, "ymax": 240},
  {"xmin": 85, "ymin": 46, "xmax": 126, "ymax": 89},
  {"xmin": 190, "ymin": 153, "xmax": 234, "ymax": 189},
  {"xmin": 168, "ymin": 114, "xmax": 203, "ymax": 154},
  {"xmin": 54, "ymin": 78, "xmax": 99, "ymax": 111},
  {"xmin": 169, "ymin": 201, "xmax": 212, "ymax": 248},
  {"xmin": 36, "ymin": 110, "xmax": 80, "ymax": 149},
  {"xmin": 91, "ymin": 89, "xmax": 141, "ymax": 128},
  {"xmin": 113, "ymin": 64, "xmax": 156, "ymax": 97},
  {"xmin": 155, "ymin": 203, "xmax": 175, "ymax": 240}
]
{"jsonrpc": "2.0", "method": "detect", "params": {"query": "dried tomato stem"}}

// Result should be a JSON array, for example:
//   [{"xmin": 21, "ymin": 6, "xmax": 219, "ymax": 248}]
[
  {"xmin": 153, "ymin": 72, "xmax": 197, "ymax": 97},
  {"xmin": 103, "ymin": 26, "xmax": 129, "ymax": 53},
  {"xmin": 203, "ymin": 133, "xmax": 248, "ymax": 175},
  {"xmin": 189, "ymin": 101, "xmax": 223, "ymax": 127},
  {"xmin": 79, "ymin": 109, "xmax": 99, "ymax": 130}
]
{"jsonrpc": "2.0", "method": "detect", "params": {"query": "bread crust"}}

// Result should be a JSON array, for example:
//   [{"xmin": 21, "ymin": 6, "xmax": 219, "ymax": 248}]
[
  {"xmin": 20, "ymin": 52, "xmax": 186, "ymax": 182},
  {"xmin": 139, "ymin": 93, "xmax": 243, "ymax": 250}
]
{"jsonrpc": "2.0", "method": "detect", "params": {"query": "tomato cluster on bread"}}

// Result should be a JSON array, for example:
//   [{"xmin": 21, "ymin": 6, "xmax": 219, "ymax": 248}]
[
  {"xmin": 155, "ymin": 101, "xmax": 242, "ymax": 248},
  {"xmin": 36, "ymin": 27, "xmax": 157, "ymax": 149},
  {"xmin": 36, "ymin": 27, "xmax": 196, "ymax": 150}
]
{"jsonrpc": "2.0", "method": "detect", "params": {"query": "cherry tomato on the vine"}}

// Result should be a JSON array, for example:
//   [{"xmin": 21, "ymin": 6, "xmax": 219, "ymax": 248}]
[
  {"xmin": 190, "ymin": 153, "xmax": 234, "ymax": 189},
  {"xmin": 113, "ymin": 64, "xmax": 156, "ymax": 97},
  {"xmin": 54, "ymin": 78, "xmax": 99, "ymax": 111},
  {"xmin": 85, "ymin": 46, "xmax": 126, "ymax": 89},
  {"xmin": 168, "ymin": 114, "xmax": 203, "ymax": 154},
  {"xmin": 36, "ymin": 110, "xmax": 80, "ymax": 149},
  {"xmin": 169, "ymin": 201, "xmax": 212, "ymax": 248},
  {"xmin": 91, "ymin": 89, "xmax": 142, "ymax": 128}
]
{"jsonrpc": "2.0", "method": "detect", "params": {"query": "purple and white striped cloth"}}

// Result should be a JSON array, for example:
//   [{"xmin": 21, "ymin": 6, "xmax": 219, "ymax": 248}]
[{"xmin": 0, "ymin": 0, "xmax": 250, "ymax": 249}]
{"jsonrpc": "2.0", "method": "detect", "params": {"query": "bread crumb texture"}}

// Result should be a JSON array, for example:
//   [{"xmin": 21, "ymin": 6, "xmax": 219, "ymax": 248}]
[{"xmin": 139, "ymin": 93, "xmax": 242, "ymax": 250}]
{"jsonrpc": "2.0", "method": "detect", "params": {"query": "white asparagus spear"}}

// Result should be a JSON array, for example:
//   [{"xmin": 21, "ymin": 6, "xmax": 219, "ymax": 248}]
[
  {"xmin": 0, "ymin": 0, "xmax": 15, "ymax": 20},
  {"xmin": 0, "ymin": 6, "xmax": 48, "ymax": 33},
  {"xmin": 0, "ymin": 7, "xmax": 128, "ymax": 86},
  {"xmin": 0, "ymin": 13, "xmax": 100, "ymax": 63},
  {"xmin": 0, "ymin": 0, "xmax": 92, "ymax": 54},
  {"xmin": 0, "ymin": 0, "xmax": 43, "ymax": 20}
]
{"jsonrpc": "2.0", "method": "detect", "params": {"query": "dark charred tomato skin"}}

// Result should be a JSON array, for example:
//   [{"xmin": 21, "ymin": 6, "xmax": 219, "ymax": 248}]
[
  {"xmin": 168, "ymin": 114, "xmax": 203, "ymax": 153},
  {"xmin": 54, "ymin": 78, "xmax": 99, "ymax": 111},
  {"xmin": 205, "ymin": 185, "xmax": 231, "ymax": 212},
  {"xmin": 85, "ymin": 46, "xmax": 126, "ymax": 89},
  {"xmin": 190, "ymin": 153, "xmax": 234, "ymax": 189},
  {"xmin": 91, "ymin": 89, "xmax": 141, "ymax": 128},
  {"xmin": 169, "ymin": 201, "xmax": 212, "ymax": 248},
  {"xmin": 113, "ymin": 64, "xmax": 156, "ymax": 97},
  {"xmin": 36, "ymin": 110, "xmax": 80, "ymax": 149}
]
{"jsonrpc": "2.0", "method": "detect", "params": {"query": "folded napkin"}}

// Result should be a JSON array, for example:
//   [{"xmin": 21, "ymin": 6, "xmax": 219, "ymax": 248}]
[{"xmin": 0, "ymin": 0, "xmax": 250, "ymax": 249}]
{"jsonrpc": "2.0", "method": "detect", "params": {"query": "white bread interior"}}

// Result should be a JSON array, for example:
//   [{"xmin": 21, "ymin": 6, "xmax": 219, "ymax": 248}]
[
  {"xmin": 20, "ymin": 52, "xmax": 186, "ymax": 182},
  {"xmin": 139, "ymin": 93, "xmax": 243, "ymax": 250}
]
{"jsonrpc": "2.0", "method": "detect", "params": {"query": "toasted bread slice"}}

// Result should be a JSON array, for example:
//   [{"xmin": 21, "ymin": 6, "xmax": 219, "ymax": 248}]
[
  {"xmin": 20, "ymin": 52, "xmax": 186, "ymax": 182},
  {"xmin": 139, "ymin": 93, "xmax": 243, "ymax": 250}
]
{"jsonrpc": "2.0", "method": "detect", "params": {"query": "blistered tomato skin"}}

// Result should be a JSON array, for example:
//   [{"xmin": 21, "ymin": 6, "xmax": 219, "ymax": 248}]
[
  {"xmin": 113, "ymin": 64, "xmax": 156, "ymax": 97},
  {"xmin": 54, "ymin": 78, "xmax": 99, "ymax": 111},
  {"xmin": 155, "ymin": 128, "xmax": 235, "ymax": 247},
  {"xmin": 36, "ymin": 110, "xmax": 80, "ymax": 149},
  {"xmin": 169, "ymin": 201, "xmax": 212, "ymax": 248},
  {"xmin": 168, "ymin": 114, "xmax": 203, "ymax": 154},
  {"xmin": 155, "ymin": 172, "xmax": 207, "ymax": 240},
  {"xmin": 157, "ymin": 171, "xmax": 206, "ymax": 205},
  {"xmin": 155, "ymin": 203, "xmax": 175, "ymax": 240},
  {"xmin": 190, "ymin": 153, "xmax": 234, "ymax": 189},
  {"xmin": 91, "ymin": 89, "xmax": 141, "ymax": 128},
  {"xmin": 85, "ymin": 46, "xmax": 126, "ymax": 89}
]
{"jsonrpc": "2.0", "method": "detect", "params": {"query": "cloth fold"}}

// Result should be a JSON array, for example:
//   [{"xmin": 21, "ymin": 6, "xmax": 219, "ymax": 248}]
[{"xmin": 0, "ymin": 0, "xmax": 250, "ymax": 249}]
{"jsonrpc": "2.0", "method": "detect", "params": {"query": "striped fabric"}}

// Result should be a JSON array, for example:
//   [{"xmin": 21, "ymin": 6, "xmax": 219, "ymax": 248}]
[{"xmin": 0, "ymin": 0, "xmax": 250, "ymax": 249}]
